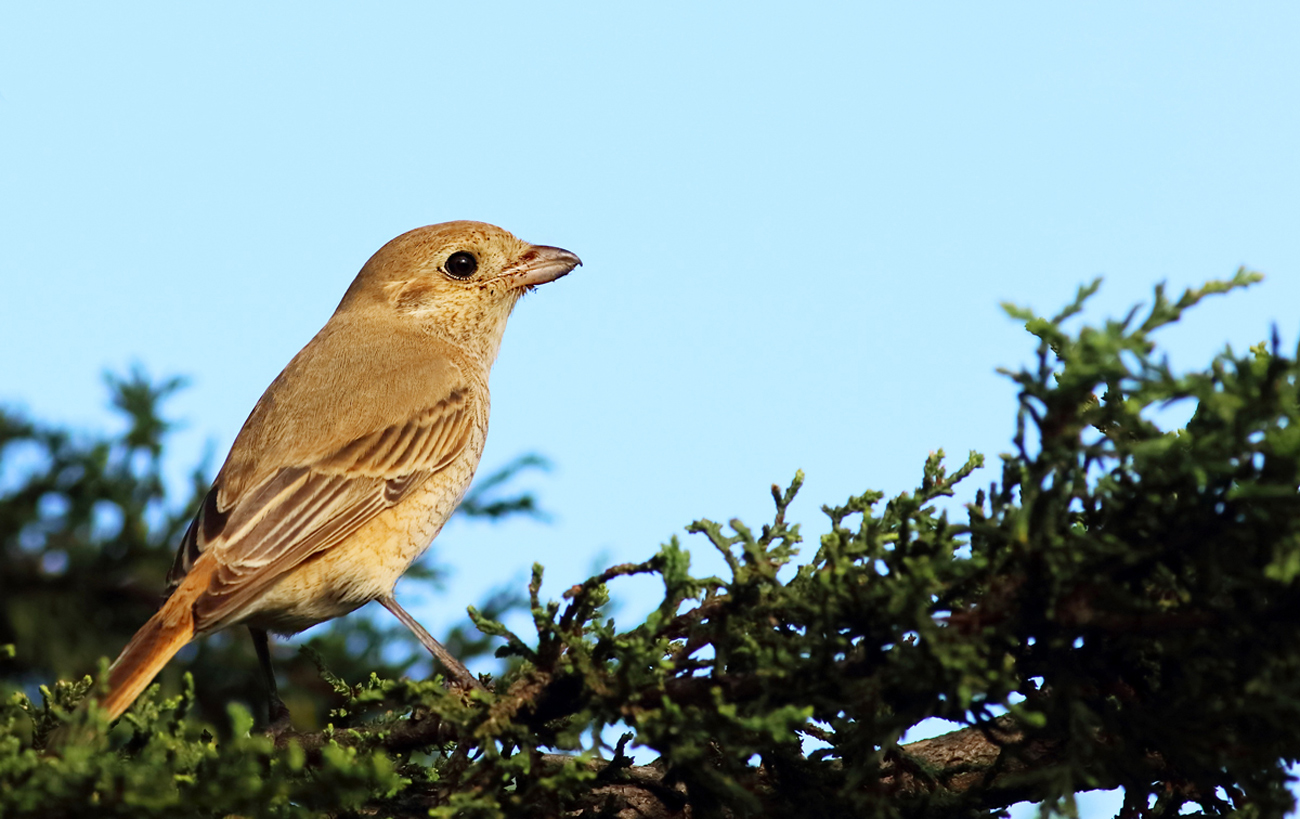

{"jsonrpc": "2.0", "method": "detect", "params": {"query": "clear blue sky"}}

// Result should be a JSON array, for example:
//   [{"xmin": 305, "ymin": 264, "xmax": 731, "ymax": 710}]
[{"xmin": 3, "ymin": 4, "xmax": 1298, "ymax": 812}]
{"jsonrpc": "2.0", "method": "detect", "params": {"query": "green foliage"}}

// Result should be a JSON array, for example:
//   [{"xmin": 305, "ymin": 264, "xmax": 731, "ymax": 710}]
[
  {"xmin": 2, "ymin": 675, "xmax": 404, "ymax": 817},
  {"xmin": 0, "ymin": 370, "xmax": 196, "ymax": 695},
  {"xmin": 3, "ymin": 271, "xmax": 1299, "ymax": 818}
]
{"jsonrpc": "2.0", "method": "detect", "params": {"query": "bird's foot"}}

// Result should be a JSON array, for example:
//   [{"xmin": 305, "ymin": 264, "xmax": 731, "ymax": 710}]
[{"xmin": 266, "ymin": 694, "xmax": 293, "ymax": 738}]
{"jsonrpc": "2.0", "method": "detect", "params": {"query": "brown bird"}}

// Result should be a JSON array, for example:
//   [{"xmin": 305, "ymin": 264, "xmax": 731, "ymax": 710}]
[{"xmin": 97, "ymin": 220, "xmax": 580, "ymax": 723}]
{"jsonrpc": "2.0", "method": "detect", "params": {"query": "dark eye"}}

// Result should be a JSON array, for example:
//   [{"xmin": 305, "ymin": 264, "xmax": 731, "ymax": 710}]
[{"xmin": 445, "ymin": 251, "xmax": 478, "ymax": 279}]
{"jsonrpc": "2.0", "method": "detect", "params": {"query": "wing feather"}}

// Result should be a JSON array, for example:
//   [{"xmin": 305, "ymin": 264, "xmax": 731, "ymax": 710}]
[{"xmin": 167, "ymin": 385, "xmax": 476, "ymax": 630}]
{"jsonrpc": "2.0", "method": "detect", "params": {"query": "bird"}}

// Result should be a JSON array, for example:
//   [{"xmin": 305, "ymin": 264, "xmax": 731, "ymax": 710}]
[{"xmin": 94, "ymin": 220, "xmax": 580, "ymax": 724}]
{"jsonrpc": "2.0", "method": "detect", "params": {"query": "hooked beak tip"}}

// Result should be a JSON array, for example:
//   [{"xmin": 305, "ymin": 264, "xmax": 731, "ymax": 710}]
[{"xmin": 510, "ymin": 245, "xmax": 582, "ymax": 288}]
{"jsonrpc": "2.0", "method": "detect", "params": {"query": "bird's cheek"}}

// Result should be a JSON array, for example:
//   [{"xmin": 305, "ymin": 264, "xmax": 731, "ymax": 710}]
[{"xmin": 390, "ymin": 280, "xmax": 443, "ymax": 313}]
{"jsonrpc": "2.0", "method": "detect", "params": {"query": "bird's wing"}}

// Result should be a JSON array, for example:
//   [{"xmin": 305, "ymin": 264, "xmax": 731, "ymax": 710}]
[
  {"xmin": 172, "ymin": 390, "xmax": 474, "ymax": 630},
  {"xmin": 166, "ymin": 326, "xmax": 479, "ymax": 630}
]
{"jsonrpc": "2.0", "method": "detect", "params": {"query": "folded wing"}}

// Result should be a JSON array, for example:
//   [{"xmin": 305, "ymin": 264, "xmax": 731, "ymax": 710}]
[{"xmin": 168, "ymin": 388, "xmax": 474, "ymax": 631}]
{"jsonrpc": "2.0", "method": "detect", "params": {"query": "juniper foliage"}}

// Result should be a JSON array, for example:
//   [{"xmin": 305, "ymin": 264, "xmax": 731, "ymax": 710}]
[{"xmin": 3, "ymin": 271, "xmax": 1299, "ymax": 818}]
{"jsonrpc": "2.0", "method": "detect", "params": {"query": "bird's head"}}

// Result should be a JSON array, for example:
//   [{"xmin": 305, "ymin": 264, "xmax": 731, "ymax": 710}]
[{"xmin": 337, "ymin": 220, "xmax": 581, "ymax": 361}]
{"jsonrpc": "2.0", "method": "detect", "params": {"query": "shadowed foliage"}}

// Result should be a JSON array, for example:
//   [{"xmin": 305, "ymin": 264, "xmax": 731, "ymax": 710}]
[{"xmin": 4, "ymin": 271, "xmax": 1300, "ymax": 818}]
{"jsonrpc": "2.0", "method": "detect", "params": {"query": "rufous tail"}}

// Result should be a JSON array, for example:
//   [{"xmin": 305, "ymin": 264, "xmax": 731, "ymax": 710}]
[{"xmin": 99, "ymin": 599, "xmax": 197, "ymax": 721}]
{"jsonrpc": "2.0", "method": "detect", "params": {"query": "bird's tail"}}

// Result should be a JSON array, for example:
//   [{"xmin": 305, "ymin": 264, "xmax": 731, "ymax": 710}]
[{"xmin": 99, "ymin": 599, "xmax": 197, "ymax": 722}]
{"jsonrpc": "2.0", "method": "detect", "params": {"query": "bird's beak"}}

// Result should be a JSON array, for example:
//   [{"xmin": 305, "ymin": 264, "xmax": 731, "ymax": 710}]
[{"xmin": 506, "ymin": 245, "xmax": 582, "ymax": 289}]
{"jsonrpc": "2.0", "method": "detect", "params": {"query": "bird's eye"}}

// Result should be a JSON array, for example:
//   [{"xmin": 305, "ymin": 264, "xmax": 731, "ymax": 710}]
[{"xmin": 445, "ymin": 251, "xmax": 478, "ymax": 279}]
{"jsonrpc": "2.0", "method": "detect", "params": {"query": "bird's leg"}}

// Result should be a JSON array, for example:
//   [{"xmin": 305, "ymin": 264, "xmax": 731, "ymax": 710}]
[
  {"xmin": 377, "ymin": 595, "xmax": 485, "ymax": 691},
  {"xmin": 249, "ymin": 627, "xmax": 293, "ymax": 731}
]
